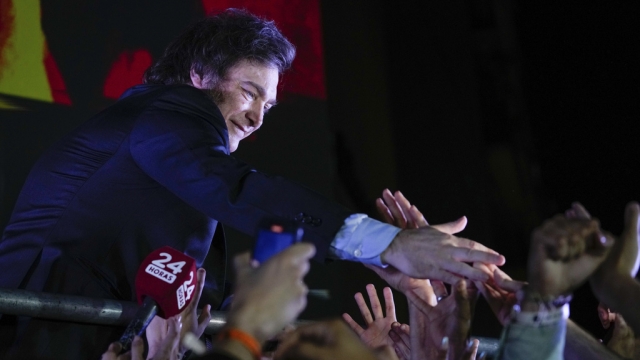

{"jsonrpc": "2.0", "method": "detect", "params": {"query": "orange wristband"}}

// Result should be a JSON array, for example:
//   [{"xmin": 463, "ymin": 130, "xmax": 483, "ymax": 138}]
[{"xmin": 217, "ymin": 328, "xmax": 261, "ymax": 360}]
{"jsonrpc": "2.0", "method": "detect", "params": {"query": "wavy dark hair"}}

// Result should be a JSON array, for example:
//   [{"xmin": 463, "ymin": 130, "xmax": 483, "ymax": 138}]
[{"xmin": 144, "ymin": 8, "xmax": 296, "ymax": 87}]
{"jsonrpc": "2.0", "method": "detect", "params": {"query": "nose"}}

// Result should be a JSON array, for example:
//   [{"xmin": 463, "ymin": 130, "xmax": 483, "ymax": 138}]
[{"xmin": 246, "ymin": 103, "xmax": 265, "ymax": 130}]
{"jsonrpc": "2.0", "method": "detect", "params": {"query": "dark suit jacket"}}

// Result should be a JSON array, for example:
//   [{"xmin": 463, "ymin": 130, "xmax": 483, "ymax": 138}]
[{"xmin": 0, "ymin": 84, "xmax": 352, "ymax": 359}]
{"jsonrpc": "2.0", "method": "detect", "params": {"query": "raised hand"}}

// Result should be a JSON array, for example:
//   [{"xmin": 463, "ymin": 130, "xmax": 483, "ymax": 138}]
[
  {"xmin": 473, "ymin": 263, "xmax": 525, "ymax": 326},
  {"xmin": 145, "ymin": 316, "xmax": 182, "ymax": 360},
  {"xmin": 527, "ymin": 214, "xmax": 612, "ymax": 299},
  {"xmin": 226, "ymin": 243, "xmax": 315, "ymax": 343},
  {"xmin": 588, "ymin": 203, "xmax": 640, "ymax": 306},
  {"xmin": 146, "ymin": 268, "xmax": 211, "ymax": 358},
  {"xmin": 406, "ymin": 279, "xmax": 478, "ymax": 360},
  {"xmin": 389, "ymin": 322, "xmax": 411, "ymax": 360},
  {"xmin": 343, "ymin": 284, "xmax": 398, "ymax": 348}
]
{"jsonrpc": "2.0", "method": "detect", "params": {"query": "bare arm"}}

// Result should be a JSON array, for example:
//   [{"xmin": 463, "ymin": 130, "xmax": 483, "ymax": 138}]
[{"xmin": 564, "ymin": 320, "xmax": 624, "ymax": 360}]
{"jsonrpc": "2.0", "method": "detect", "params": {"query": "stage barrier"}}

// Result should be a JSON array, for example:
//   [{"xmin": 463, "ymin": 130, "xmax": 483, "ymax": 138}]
[{"xmin": 0, "ymin": 287, "xmax": 499, "ymax": 355}]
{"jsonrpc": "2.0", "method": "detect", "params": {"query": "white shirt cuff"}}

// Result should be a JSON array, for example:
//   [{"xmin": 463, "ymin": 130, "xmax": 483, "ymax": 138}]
[{"xmin": 330, "ymin": 214, "xmax": 401, "ymax": 266}]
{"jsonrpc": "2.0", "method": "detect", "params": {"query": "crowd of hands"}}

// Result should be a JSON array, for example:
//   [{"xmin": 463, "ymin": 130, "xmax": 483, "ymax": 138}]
[{"xmin": 102, "ymin": 190, "xmax": 640, "ymax": 360}]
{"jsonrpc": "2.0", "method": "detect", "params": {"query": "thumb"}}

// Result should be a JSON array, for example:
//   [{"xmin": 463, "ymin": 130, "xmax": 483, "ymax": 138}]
[{"xmin": 431, "ymin": 216, "xmax": 467, "ymax": 235}]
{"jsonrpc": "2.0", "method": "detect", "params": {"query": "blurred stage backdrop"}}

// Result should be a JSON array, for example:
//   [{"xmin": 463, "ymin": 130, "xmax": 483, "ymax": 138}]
[{"xmin": 1, "ymin": 0, "xmax": 638, "ymax": 340}]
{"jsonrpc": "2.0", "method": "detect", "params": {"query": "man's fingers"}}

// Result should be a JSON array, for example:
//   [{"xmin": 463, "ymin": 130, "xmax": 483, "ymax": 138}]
[
  {"xmin": 354, "ymin": 292, "xmax": 374, "ymax": 324},
  {"xmin": 409, "ymin": 205, "xmax": 429, "ymax": 227},
  {"xmin": 342, "ymin": 313, "xmax": 365, "ymax": 336},
  {"xmin": 383, "ymin": 189, "xmax": 408, "ymax": 228},
  {"xmin": 394, "ymin": 191, "xmax": 418, "ymax": 229},
  {"xmin": 376, "ymin": 198, "xmax": 396, "ymax": 225},
  {"xmin": 433, "ymin": 268, "xmax": 465, "ymax": 285},
  {"xmin": 451, "ymin": 246, "xmax": 505, "ymax": 267},
  {"xmin": 366, "ymin": 284, "xmax": 384, "ymax": 320},
  {"xmin": 493, "ymin": 269, "xmax": 526, "ymax": 292},
  {"xmin": 383, "ymin": 286, "xmax": 397, "ymax": 320},
  {"xmin": 443, "ymin": 261, "xmax": 490, "ymax": 282},
  {"xmin": 431, "ymin": 216, "xmax": 468, "ymax": 235}
]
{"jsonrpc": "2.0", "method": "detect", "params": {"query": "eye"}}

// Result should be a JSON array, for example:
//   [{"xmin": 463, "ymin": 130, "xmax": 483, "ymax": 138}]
[{"xmin": 243, "ymin": 88, "xmax": 256, "ymax": 100}]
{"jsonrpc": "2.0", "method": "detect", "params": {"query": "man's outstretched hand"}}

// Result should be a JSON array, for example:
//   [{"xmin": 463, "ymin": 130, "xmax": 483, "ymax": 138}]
[
  {"xmin": 381, "ymin": 227, "xmax": 505, "ymax": 284},
  {"xmin": 376, "ymin": 189, "xmax": 505, "ymax": 284}
]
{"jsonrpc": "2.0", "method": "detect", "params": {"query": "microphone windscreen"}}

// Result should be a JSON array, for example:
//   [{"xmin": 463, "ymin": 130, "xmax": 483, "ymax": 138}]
[{"xmin": 135, "ymin": 246, "xmax": 197, "ymax": 318}]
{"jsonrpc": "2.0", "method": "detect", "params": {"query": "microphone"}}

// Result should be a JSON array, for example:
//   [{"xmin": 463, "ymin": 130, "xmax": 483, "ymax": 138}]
[{"xmin": 119, "ymin": 246, "xmax": 197, "ymax": 352}]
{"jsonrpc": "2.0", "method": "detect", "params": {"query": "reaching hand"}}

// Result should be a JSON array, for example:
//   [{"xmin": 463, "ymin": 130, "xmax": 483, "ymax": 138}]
[
  {"xmin": 381, "ymin": 227, "xmax": 504, "ymax": 284},
  {"xmin": 377, "ymin": 189, "xmax": 504, "ymax": 284},
  {"xmin": 527, "ymin": 214, "xmax": 613, "ymax": 298},
  {"xmin": 342, "ymin": 284, "xmax": 398, "ymax": 348},
  {"xmin": 370, "ymin": 190, "xmax": 454, "ymax": 297},
  {"xmin": 588, "ymin": 202, "xmax": 640, "ymax": 306},
  {"xmin": 226, "ymin": 243, "xmax": 315, "ymax": 343},
  {"xmin": 473, "ymin": 263, "xmax": 525, "ymax": 326},
  {"xmin": 405, "ymin": 279, "xmax": 478, "ymax": 360},
  {"xmin": 145, "ymin": 316, "xmax": 182, "ymax": 360},
  {"xmin": 275, "ymin": 319, "xmax": 390, "ymax": 360},
  {"xmin": 146, "ymin": 268, "xmax": 211, "ymax": 358},
  {"xmin": 388, "ymin": 322, "xmax": 411, "ymax": 360}
]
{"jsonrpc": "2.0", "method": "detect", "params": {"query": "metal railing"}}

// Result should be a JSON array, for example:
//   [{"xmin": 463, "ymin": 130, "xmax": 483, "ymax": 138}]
[{"xmin": 0, "ymin": 287, "xmax": 499, "ymax": 355}]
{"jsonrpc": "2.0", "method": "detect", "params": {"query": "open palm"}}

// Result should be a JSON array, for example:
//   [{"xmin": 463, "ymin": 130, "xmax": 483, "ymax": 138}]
[{"xmin": 343, "ymin": 284, "xmax": 398, "ymax": 348}]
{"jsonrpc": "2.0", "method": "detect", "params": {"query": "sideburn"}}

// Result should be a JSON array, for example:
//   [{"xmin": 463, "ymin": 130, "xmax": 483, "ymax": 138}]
[{"xmin": 204, "ymin": 87, "xmax": 228, "ymax": 107}]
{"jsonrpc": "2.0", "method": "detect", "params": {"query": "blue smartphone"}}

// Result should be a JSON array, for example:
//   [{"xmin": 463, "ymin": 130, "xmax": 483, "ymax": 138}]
[{"xmin": 252, "ymin": 217, "xmax": 304, "ymax": 263}]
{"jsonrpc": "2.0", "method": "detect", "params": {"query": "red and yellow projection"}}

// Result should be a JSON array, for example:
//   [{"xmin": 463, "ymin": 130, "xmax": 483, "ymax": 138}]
[
  {"xmin": 103, "ymin": 50, "xmax": 153, "ymax": 100},
  {"xmin": 0, "ymin": 1, "xmax": 325, "ymax": 108},
  {"xmin": 0, "ymin": 0, "xmax": 70, "ymax": 108}
]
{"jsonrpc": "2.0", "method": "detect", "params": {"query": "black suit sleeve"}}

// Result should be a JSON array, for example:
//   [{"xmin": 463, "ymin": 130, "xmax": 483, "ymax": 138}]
[{"xmin": 129, "ymin": 88, "xmax": 353, "ymax": 260}]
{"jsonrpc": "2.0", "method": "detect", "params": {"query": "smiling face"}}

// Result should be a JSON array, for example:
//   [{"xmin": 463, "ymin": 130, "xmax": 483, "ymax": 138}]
[{"xmin": 191, "ymin": 60, "xmax": 279, "ymax": 152}]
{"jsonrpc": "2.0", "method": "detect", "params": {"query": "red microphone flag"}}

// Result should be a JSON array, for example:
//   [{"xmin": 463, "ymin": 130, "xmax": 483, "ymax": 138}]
[{"xmin": 134, "ymin": 246, "xmax": 198, "ymax": 318}]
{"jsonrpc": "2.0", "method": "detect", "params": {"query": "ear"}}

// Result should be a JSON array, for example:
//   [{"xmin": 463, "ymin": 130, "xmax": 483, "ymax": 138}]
[{"xmin": 190, "ymin": 69, "xmax": 204, "ymax": 89}]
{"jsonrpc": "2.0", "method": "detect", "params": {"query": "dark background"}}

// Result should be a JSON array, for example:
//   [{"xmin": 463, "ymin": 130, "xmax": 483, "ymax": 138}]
[{"xmin": 1, "ymin": 0, "xmax": 639, "ymax": 341}]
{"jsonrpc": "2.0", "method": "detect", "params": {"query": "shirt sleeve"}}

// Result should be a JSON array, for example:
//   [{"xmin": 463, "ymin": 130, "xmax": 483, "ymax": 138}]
[
  {"xmin": 329, "ymin": 214, "xmax": 401, "ymax": 266},
  {"xmin": 497, "ymin": 306, "xmax": 568, "ymax": 360}
]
